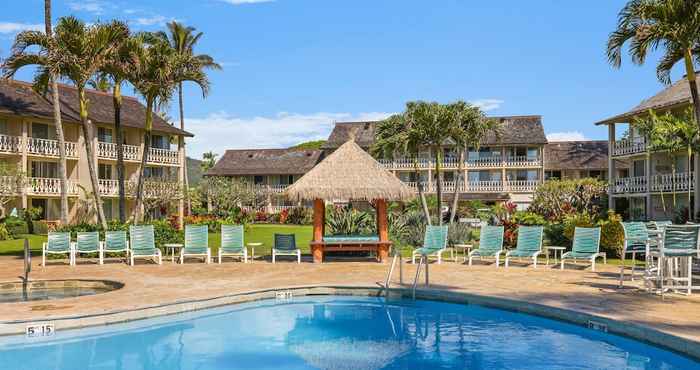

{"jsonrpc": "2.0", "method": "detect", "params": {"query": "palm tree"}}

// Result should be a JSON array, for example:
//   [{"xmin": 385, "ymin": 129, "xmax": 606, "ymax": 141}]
[
  {"xmin": 373, "ymin": 113, "xmax": 432, "ymax": 224},
  {"xmin": 43, "ymin": 0, "xmax": 70, "ymax": 226},
  {"xmin": 201, "ymin": 151, "xmax": 218, "ymax": 173},
  {"xmin": 88, "ymin": 73, "xmax": 112, "ymax": 92},
  {"xmin": 155, "ymin": 21, "xmax": 220, "ymax": 215},
  {"xmin": 447, "ymin": 102, "xmax": 499, "ymax": 224},
  {"xmin": 130, "ymin": 34, "xmax": 210, "ymax": 222},
  {"xmin": 101, "ymin": 33, "xmax": 140, "ymax": 223},
  {"xmin": 607, "ymin": 1, "xmax": 700, "ymax": 132},
  {"xmin": 4, "ymin": 17, "xmax": 129, "ymax": 229}
]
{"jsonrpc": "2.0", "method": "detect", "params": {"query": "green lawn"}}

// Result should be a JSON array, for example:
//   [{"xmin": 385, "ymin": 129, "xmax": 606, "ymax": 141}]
[{"xmin": 0, "ymin": 234, "xmax": 48, "ymax": 256}]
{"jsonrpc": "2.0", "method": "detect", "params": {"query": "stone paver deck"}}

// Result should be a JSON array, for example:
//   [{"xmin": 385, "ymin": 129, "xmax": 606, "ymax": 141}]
[{"xmin": 1, "ymin": 256, "xmax": 699, "ymax": 355}]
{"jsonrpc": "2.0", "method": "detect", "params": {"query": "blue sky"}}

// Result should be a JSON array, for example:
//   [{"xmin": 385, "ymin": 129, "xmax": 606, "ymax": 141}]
[{"xmin": 0, "ymin": 0, "xmax": 680, "ymax": 158}]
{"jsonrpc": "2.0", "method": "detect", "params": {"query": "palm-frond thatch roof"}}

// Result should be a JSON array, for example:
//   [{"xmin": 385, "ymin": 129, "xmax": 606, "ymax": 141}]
[{"xmin": 284, "ymin": 140, "xmax": 414, "ymax": 202}]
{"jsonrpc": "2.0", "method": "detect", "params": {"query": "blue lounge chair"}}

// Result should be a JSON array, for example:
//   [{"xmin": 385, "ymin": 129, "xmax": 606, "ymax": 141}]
[
  {"xmin": 129, "ymin": 225, "xmax": 162, "ymax": 265},
  {"xmin": 560, "ymin": 227, "xmax": 603, "ymax": 271},
  {"xmin": 74, "ymin": 231, "xmax": 103, "ymax": 265},
  {"xmin": 273, "ymin": 234, "xmax": 300, "ymax": 263},
  {"xmin": 411, "ymin": 225, "xmax": 449, "ymax": 264},
  {"xmin": 504, "ymin": 226, "xmax": 544, "ymax": 268},
  {"xmin": 181, "ymin": 225, "xmax": 211, "ymax": 264},
  {"xmin": 42, "ymin": 232, "xmax": 72, "ymax": 266},
  {"xmin": 468, "ymin": 226, "xmax": 505, "ymax": 267},
  {"xmin": 218, "ymin": 224, "xmax": 247, "ymax": 263}
]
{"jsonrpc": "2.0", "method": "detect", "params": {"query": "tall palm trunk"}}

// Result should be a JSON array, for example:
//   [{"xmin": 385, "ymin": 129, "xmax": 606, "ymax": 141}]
[
  {"xmin": 413, "ymin": 158, "xmax": 431, "ymax": 225},
  {"xmin": 177, "ymin": 82, "xmax": 190, "ymax": 214},
  {"xmin": 44, "ymin": 0, "xmax": 69, "ymax": 225},
  {"xmin": 435, "ymin": 146, "xmax": 443, "ymax": 226},
  {"xmin": 78, "ymin": 87, "xmax": 108, "ymax": 229},
  {"xmin": 113, "ymin": 82, "xmax": 126, "ymax": 222},
  {"xmin": 449, "ymin": 149, "xmax": 465, "ymax": 224},
  {"xmin": 133, "ymin": 98, "xmax": 153, "ymax": 222},
  {"xmin": 683, "ymin": 50, "xmax": 700, "ymax": 220},
  {"xmin": 688, "ymin": 146, "xmax": 693, "ymax": 215}
]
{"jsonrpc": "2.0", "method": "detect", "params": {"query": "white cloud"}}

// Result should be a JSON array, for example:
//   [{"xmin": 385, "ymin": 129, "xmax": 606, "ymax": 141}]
[
  {"xmin": 220, "ymin": 0, "xmax": 276, "ymax": 4},
  {"xmin": 68, "ymin": 1, "xmax": 106, "ymax": 14},
  {"xmin": 132, "ymin": 15, "xmax": 170, "ymax": 27},
  {"xmin": 470, "ymin": 99, "xmax": 503, "ymax": 112},
  {"xmin": 184, "ymin": 111, "xmax": 392, "ymax": 158},
  {"xmin": 547, "ymin": 131, "xmax": 588, "ymax": 142},
  {"xmin": 0, "ymin": 22, "xmax": 42, "ymax": 34}
]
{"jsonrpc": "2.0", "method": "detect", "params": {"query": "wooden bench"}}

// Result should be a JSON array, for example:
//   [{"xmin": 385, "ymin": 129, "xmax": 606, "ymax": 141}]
[{"xmin": 310, "ymin": 236, "xmax": 391, "ymax": 263}]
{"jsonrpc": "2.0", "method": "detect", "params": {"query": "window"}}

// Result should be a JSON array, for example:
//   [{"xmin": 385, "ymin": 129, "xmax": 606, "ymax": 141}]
[
  {"xmin": 0, "ymin": 119, "xmax": 7, "ymax": 135},
  {"xmin": 545, "ymin": 170, "xmax": 561, "ymax": 180},
  {"xmin": 103, "ymin": 200, "xmax": 113, "ymax": 221},
  {"xmin": 98, "ymin": 164, "xmax": 113, "ymax": 180},
  {"xmin": 443, "ymin": 172, "xmax": 455, "ymax": 182},
  {"xmin": 32, "ymin": 123, "xmax": 55, "ymax": 140},
  {"xmin": 151, "ymin": 135, "xmax": 169, "ymax": 150},
  {"xmin": 254, "ymin": 176, "xmax": 264, "ymax": 185},
  {"xmin": 279, "ymin": 175, "xmax": 294, "ymax": 185},
  {"xmin": 31, "ymin": 199, "xmax": 47, "ymax": 220},
  {"xmin": 98, "ymin": 127, "xmax": 113, "ymax": 143},
  {"xmin": 589, "ymin": 170, "xmax": 602, "ymax": 179},
  {"xmin": 633, "ymin": 160, "xmax": 646, "ymax": 177},
  {"xmin": 527, "ymin": 147, "xmax": 539, "ymax": 160},
  {"xmin": 31, "ymin": 161, "xmax": 58, "ymax": 178},
  {"xmin": 144, "ymin": 166, "xmax": 164, "ymax": 179}
]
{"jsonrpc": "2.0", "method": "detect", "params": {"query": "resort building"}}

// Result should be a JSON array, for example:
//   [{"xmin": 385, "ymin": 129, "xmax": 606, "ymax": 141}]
[
  {"xmin": 205, "ymin": 148, "xmax": 323, "ymax": 211},
  {"xmin": 597, "ymin": 77, "xmax": 697, "ymax": 221},
  {"xmin": 0, "ymin": 79, "xmax": 190, "ymax": 222},
  {"xmin": 209, "ymin": 115, "xmax": 609, "ymax": 211},
  {"xmin": 544, "ymin": 141, "xmax": 608, "ymax": 181}
]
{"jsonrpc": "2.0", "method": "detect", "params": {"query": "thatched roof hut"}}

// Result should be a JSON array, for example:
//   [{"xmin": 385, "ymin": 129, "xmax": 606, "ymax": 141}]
[{"xmin": 284, "ymin": 140, "xmax": 414, "ymax": 202}]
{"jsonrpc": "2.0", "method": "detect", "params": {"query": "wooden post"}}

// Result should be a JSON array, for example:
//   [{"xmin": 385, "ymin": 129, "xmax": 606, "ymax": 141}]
[
  {"xmin": 312, "ymin": 198, "xmax": 324, "ymax": 263},
  {"xmin": 376, "ymin": 198, "xmax": 389, "ymax": 263}
]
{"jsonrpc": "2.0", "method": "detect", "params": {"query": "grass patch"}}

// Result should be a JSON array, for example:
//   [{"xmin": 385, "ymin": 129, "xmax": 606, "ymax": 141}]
[{"xmin": 0, "ymin": 234, "xmax": 47, "ymax": 257}]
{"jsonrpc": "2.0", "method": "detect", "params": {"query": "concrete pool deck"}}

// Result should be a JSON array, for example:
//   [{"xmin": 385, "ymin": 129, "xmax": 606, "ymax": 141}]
[{"xmin": 1, "ymin": 256, "xmax": 699, "ymax": 358}]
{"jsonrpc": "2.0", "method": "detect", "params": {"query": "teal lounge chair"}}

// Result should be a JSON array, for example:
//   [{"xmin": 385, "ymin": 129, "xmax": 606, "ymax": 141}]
[
  {"xmin": 273, "ymin": 234, "xmax": 300, "ymax": 263},
  {"xmin": 219, "ymin": 225, "xmax": 247, "ymax": 263},
  {"xmin": 411, "ymin": 225, "xmax": 449, "ymax": 264},
  {"xmin": 181, "ymin": 225, "xmax": 211, "ymax": 264},
  {"xmin": 619, "ymin": 222, "xmax": 655, "ymax": 287},
  {"xmin": 104, "ymin": 231, "xmax": 130, "ymax": 261},
  {"xmin": 651, "ymin": 225, "xmax": 700, "ymax": 296},
  {"xmin": 468, "ymin": 225, "xmax": 505, "ymax": 267},
  {"xmin": 74, "ymin": 231, "xmax": 103, "ymax": 265},
  {"xmin": 42, "ymin": 232, "xmax": 72, "ymax": 266},
  {"xmin": 129, "ymin": 225, "xmax": 162, "ymax": 266},
  {"xmin": 560, "ymin": 227, "xmax": 604, "ymax": 271},
  {"xmin": 504, "ymin": 226, "xmax": 544, "ymax": 268}
]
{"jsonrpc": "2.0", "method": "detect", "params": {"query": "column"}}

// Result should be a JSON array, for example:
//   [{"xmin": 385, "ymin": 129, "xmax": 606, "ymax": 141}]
[
  {"xmin": 501, "ymin": 147, "xmax": 507, "ymax": 192},
  {"xmin": 695, "ymin": 152, "xmax": 700, "ymax": 219},
  {"xmin": 311, "ymin": 199, "xmax": 325, "ymax": 263},
  {"xmin": 608, "ymin": 123, "xmax": 616, "ymax": 210},
  {"xmin": 645, "ymin": 152, "xmax": 652, "ymax": 220},
  {"xmin": 178, "ymin": 137, "xmax": 185, "ymax": 228},
  {"xmin": 375, "ymin": 199, "xmax": 389, "ymax": 263},
  {"xmin": 20, "ymin": 120, "xmax": 28, "ymax": 209}
]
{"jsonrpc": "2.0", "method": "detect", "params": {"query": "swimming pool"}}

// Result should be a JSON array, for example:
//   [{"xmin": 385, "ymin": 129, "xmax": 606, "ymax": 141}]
[{"xmin": 0, "ymin": 296, "xmax": 697, "ymax": 369}]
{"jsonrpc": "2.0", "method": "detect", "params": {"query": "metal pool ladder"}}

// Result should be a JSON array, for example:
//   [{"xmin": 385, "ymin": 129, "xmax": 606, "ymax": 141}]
[
  {"xmin": 411, "ymin": 255, "xmax": 429, "ymax": 300},
  {"xmin": 383, "ymin": 249, "xmax": 403, "ymax": 294}
]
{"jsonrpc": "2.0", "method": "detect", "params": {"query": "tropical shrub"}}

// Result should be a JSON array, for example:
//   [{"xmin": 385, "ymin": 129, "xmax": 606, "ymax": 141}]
[
  {"xmin": 285, "ymin": 207, "xmax": 313, "ymax": 225},
  {"xmin": 279, "ymin": 209, "xmax": 289, "ymax": 224},
  {"xmin": 598, "ymin": 210, "xmax": 624, "ymax": 258},
  {"xmin": 456, "ymin": 200, "xmax": 488, "ymax": 219},
  {"xmin": 32, "ymin": 221, "xmax": 49, "ymax": 235},
  {"xmin": 0, "ymin": 224, "xmax": 11, "ymax": 241},
  {"xmin": 152, "ymin": 219, "xmax": 184, "ymax": 246},
  {"xmin": 23, "ymin": 207, "xmax": 43, "ymax": 234},
  {"xmin": 3, "ymin": 216, "xmax": 28, "ymax": 237},
  {"xmin": 529, "ymin": 179, "xmax": 607, "ymax": 222},
  {"xmin": 512, "ymin": 211, "xmax": 546, "ymax": 226},
  {"xmin": 184, "ymin": 215, "xmax": 221, "ymax": 232},
  {"xmin": 448, "ymin": 222, "xmax": 473, "ymax": 247},
  {"xmin": 544, "ymin": 222, "xmax": 567, "ymax": 247},
  {"xmin": 562, "ymin": 212, "xmax": 595, "ymax": 244},
  {"xmin": 325, "ymin": 205, "xmax": 375, "ymax": 235},
  {"xmin": 255, "ymin": 211, "xmax": 269, "ymax": 222}
]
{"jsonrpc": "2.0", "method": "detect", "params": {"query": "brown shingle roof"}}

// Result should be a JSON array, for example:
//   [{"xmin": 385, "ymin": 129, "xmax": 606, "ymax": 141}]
[
  {"xmin": 544, "ymin": 140, "xmax": 608, "ymax": 170},
  {"xmin": 0, "ymin": 79, "xmax": 192, "ymax": 136},
  {"xmin": 321, "ymin": 115, "xmax": 547, "ymax": 149},
  {"xmin": 596, "ymin": 78, "xmax": 693, "ymax": 125},
  {"xmin": 205, "ymin": 148, "xmax": 323, "ymax": 176}
]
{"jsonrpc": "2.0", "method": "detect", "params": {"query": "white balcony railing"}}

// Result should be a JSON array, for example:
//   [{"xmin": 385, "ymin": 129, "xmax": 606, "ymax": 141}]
[
  {"xmin": 613, "ymin": 139, "xmax": 647, "ymax": 156},
  {"xmin": 380, "ymin": 156, "xmax": 543, "ymax": 170},
  {"xmin": 148, "ymin": 147, "xmax": 179, "ymax": 165},
  {"xmin": 466, "ymin": 156, "xmax": 503, "ymax": 168},
  {"xmin": 97, "ymin": 179, "xmax": 120, "ymax": 197},
  {"xmin": 0, "ymin": 135, "xmax": 22, "ymax": 153},
  {"xmin": 97, "ymin": 142, "xmax": 141, "ymax": 161},
  {"xmin": 253, "ymin": 184, "xmax": 289, "ymax": 194},
  {"xmin": 27, "ymin": 177, "xmax": 78, "ymax": 196},
  {"xmin": 405, "ymin": 180, "xmax": 540, "ymax": 194},
  {"xmin": 649, "ymin": 172, "xmax": 695, "ymax": 193},
  {"xmin": 26, "ymin": 137, "xmax": 78, "ymax": 158},
  {"xmin": 613, "ymin": 176, "xmax": 647, "ymax": 194},
  {"xmin": 504, "ymin": 156, "xmax": 542, "ymax": 167}
]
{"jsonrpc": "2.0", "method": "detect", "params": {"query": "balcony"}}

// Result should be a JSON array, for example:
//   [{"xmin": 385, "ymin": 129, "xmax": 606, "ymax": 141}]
[
  {"xmin": 253, "ymin": 184, "xmax": 289, "ymax": 194},
  {"xmin": 405, "ymin": 180, "xmax": 540, "ymax": 194},
  {"xmin": 98, "ymin": 179, "xmax": 181, "ymax": 198},
  {"xmin": 97, "ymin": 142, "xmax": 140, "ymax": 162},
  {"xmin": 612, "ymin": 139, "xmax": 647, "ymax": 157},
  {"xmin": 612, "ymin": 172, "xmax": 695, "ymax": 194},
  {"xmin": 0, "ymin": 135, "xmax": 22, "ymax": 154},
  {"xmin": 26, "ymin": 137, "xmax": 78, "ymax": 158},
  {"xmin": 148, "ymin": 147, "xmax": 179, "ymax": 166},
  {"xmin": 27, "ymin": 177, "xmax": 78, "ymax": 196},
  {"xmin": 379, "ymin": 156, "xmax": 542, "ymax": 170}
]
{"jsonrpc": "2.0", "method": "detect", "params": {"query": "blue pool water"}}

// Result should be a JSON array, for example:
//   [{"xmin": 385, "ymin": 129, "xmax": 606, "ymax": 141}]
[{"xmin": 0, "ymin": 296, "xmax": 698, "ymax": 370}]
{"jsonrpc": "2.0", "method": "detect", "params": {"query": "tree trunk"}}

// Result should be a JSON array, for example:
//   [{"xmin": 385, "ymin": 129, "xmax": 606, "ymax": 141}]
[
  {"xmin": 672, "ymin": 152, "xmax": 677, "ymax": 208},
  {"xmin": 133, "ymin": 98, "xmax": 153, "ymax": 223},
  {"xmin": 689, "ymin": 146, "xmax": 693, "ymax": 216},
  {"xmin": 177, "ymin": 82, "xmax": 190, "ymax": 214},
  {"xmin": 113, "ymin": 82, "xmax": 126, "ymax": 223},
  {"xmin": 683, "ymin": 50, "xmax": 700, "ymax": 219},
  {"xmin": 449, "ymin": 149, "xmax": 464, "ymax": 224},
  {"xmin": 78, "ymin": 87, "xmax": 108, "ymax": 229},
  {"xmin": 435, "ymin": 146, "xmax": 443, "ymax": 226},
  {"xmin": 413, "ymin": 158, "xmax": 431, "ymax": 225},
  {"xmin": 44, "ymin": 0, "xmax": 69, "ymax": 226}
]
